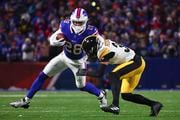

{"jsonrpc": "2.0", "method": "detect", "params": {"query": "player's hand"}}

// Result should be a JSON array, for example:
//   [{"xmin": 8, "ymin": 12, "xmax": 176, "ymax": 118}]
[
  {"xmin": 100, "ymin": 52, "xmax": 115, "ymax": 62},
  {"xmin": 56, "ymin": 33, "xmax": 65, "ymax": 41},
  {"xmin": 49, "ymin": 32, "xmax": 66, "ymax": 46},
  {"xmin": 76, "ymin": 69, "xmax": 87, "ymax": 76}
]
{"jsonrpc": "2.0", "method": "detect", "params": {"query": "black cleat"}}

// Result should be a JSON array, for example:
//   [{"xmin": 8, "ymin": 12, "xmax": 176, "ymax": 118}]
[
  {"xmin": 101, "ymin": 104, "xmax": 119, "ymax": 115},
  {"xmin": 150, "ymin": 102, "xmax": 163, "ymax": 117}
]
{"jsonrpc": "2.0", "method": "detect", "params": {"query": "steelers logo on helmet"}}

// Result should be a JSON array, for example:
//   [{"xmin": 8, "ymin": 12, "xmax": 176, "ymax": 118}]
[
  {"xmin": 70, "ymin": 8, "xmax": 88, "ymax": 34},
  {"xmin": 82, "ymin": 35, "xmax": 98, "ymax": 58}
]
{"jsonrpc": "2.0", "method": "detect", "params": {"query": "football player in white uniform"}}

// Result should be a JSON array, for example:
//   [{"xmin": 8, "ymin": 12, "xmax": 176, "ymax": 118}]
[
  {"xmin": 10, "ymin": 8, "xmax": 107, "ymax": 109},
  {"xmin": 81, "ymin": 35, "xmax": 163, "ymax": 117}
]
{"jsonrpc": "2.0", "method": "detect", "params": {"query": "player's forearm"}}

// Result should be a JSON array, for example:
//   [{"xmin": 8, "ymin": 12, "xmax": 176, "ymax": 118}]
[
  {"xmin": 86, "ymin": 65, "xmax": 106, "ymax": 77},
  {"xmin": 49, "ymin": 29, "xmax": 65, "ymax": 46}
]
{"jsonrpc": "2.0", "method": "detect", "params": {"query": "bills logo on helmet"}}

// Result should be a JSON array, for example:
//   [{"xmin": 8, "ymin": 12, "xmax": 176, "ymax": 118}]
[{"xmin": 70, "ymin": 8, "xmax": 88, "ymax": 33}]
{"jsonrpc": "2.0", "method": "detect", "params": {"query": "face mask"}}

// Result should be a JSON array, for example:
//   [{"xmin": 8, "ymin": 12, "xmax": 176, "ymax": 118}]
[{"xmin": 71, "ymin": 24, "xmax": 86, "ymax": 34}]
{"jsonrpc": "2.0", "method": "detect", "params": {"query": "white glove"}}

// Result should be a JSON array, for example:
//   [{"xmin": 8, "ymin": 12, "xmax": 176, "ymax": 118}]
[{"xmin": 49, "ymin": 29, "xmax": 66, "ymax": 46}]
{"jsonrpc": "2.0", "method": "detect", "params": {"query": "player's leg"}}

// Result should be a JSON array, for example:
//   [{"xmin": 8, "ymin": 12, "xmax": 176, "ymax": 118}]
[
  {"xmin": 70, "ymin": 58, "xmax": 107, "ymax": 108},
  {"xmin": 121, "ymin": 75, "xmax": 155, "ymax": 105},
  {"xmin": 101, "ymin": 74, "xmax": 121, "ymax": 114},
  {"xmin": 10, "ymin": 52, "xmax": 67, "ymax": 108},
  {"xmin": 108, "ymin": 74, "xmax": 121, "ymax": 108},
  {"xmin": 26, "ymin": 55, "xmax": 66, "ymax": 99},
  {"xmin": 86, "ymin": 64, "xmax": 107, "ymax": 89},
  {"xmin": 120, "ymin": 58, "xmax": 163, "ymax": 116},
  {"xmin": 121, "ymin": 75, "xmax": 163, "ymax": 116},
  {"xmin": 121, "ymin": 75, "xmax": 157, "ymax": 105},
  {"xmin": 101, "ymin": 58, "xmax": 139, "ymax": 114},
  {"xmin": 75, "ymin": 75, "xmax": 107, "ymax": 108},
  {"xmin": 101, "ymin": 55, "xmax": 144, "ymax": 114}
]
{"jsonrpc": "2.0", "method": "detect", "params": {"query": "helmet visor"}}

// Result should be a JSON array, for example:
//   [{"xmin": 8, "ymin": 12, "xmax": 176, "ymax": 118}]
[{"xmin": 72, "ymin": 21, "xmax": 85, "ymax": 26}]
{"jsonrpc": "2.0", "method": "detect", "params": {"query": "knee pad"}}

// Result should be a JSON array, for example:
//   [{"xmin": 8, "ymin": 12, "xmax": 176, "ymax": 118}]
[
  {"xmin": 77, "ymin": 85, "xmax": 84, "ymax": 89},
  {"xmin": 77, "ymin": 84, "xmax": 85, "ymax": 90}
]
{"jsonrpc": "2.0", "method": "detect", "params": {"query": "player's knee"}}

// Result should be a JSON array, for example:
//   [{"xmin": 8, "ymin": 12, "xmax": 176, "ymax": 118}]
[
  {"xmin": 76, "ymin": 84, "xmax": 85, "ymax": 89},
  {"xmin": 79, "ymin": 85, "xmax": 87, "ymax": 91},
  {"xmin": 121, "ymin": 93, "xmax": 132, "ymax": 100}
]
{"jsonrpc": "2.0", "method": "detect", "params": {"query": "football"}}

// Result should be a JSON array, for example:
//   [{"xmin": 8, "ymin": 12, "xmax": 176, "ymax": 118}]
[{"xmin": 56, "ymin": 33, "xmax": 65, "ymax": 41}]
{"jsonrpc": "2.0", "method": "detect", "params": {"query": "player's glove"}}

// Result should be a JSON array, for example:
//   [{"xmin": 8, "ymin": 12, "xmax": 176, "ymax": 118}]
[
  {"xmin": 100, "ymin": 52, "xmax": 115, "ymax": 62},
  {"xmin": 76, "ymin": 69, "xmax": 87, "ymax": 76}
]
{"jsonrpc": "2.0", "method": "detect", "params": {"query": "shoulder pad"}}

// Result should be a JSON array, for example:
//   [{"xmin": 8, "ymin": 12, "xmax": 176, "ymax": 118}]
[
  {"xmin": 87, "ymin": 25, "xmax": 96, "ymax": 31},
  {"xmin": 61, "ymin": 19, "xmax": 70, "ymax": 25}
]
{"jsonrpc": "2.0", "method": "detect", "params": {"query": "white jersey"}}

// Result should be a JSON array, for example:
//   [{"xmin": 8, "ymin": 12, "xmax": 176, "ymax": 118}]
[{"xmin": 97, "ymin": 39, "xmax": 135, "ymax": 64}]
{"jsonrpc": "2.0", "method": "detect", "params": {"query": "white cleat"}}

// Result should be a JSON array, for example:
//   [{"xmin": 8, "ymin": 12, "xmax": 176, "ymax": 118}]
[
  {"xmin": 98, "ymin": 90, "xmax": 108, "ymax": 108},
  {"xmin": 10, "ymin": 97, "xmax": 30, "ymax": 109}
]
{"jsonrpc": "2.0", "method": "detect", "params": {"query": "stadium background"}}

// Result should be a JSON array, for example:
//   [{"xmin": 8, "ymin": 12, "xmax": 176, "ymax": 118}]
[{"xmin": 0, "ymin": 0, "xmax": 179, "ymax": 90}]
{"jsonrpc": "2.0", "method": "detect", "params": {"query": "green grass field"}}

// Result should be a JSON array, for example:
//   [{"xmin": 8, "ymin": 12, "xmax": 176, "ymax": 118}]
[{"xmin": 0, "ymin": 90, "xmax": 180, "ymax": 120}]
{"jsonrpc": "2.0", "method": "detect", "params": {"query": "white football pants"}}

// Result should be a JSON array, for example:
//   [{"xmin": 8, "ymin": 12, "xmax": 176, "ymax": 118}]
[{"xmin": 43, "ymin": 51, "xmax": 87, "ymax": 88}]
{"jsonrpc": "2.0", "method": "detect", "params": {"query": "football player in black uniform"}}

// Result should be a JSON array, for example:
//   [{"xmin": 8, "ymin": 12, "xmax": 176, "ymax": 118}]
[{"xmin": 81, "ymin": 35, "xmax": 163, "ymax": 117}]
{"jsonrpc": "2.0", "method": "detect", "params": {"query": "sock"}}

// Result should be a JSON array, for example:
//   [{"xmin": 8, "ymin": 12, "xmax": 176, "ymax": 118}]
[
  {"xmin": 27, "ymin": 72, "xmax": 49, "ymax": 99},
  {"xmin": 24, "ymin": 97, "xmax": 30, "ymax": 101},
  {"xmin": 80, "ymin": 82, "xmax": 101, "ymax": 97},
  {"xmin": 121, "ymin": 93, "xmax": 156, "ymax": 106},
  {"xmin": 110, "ymin": 78, "xmax": 121, "ymax": 107}
]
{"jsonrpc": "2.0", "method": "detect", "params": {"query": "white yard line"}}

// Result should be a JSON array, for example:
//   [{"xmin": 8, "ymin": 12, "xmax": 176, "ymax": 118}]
[
  {"xmin": 0, "ymin": 94, "xmax": 48, "ymax": 97},
  {"xmin": 0, "ymin": 94, "xmax": 91, "ymax": 97},
  {"xmin": 0, "ymin": 110, "xmax": 59, "ymax": 113},
  {"xmin": 0, "ymin": 110, "xmax": 180, "ymax": 113}
]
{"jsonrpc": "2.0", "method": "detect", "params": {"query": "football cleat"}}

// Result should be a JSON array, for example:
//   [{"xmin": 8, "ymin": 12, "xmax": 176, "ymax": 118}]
[
  {"xmin": 98, "ymin": 90, "xmax": 107, "ymax": 108},
  {"xmin": 101, "ymin": 104, "xmax": 119, "ymax": 115},
  {"xmin": 10, "ymin": 97, "xmax": 30, "ymax": 109},
  {"xmin": 150, "ymin": 102, "xmax": 163, "ymax": 117}
]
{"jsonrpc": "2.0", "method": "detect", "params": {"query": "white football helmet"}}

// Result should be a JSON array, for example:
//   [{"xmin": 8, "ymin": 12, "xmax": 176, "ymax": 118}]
[{"xmin": 70, "ymin": 8, "xmax": 88, "ymax": 34}]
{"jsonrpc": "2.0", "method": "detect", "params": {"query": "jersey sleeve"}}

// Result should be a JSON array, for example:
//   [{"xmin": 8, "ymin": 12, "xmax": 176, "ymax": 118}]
[
  {"xmin": 86, "ymin": 25, "xmax": 99, "ymax": 35},
  {"xmin": 60, "ymin": 19, "xmax": 70, "ymax": 34},
  {"xmin": 59, "ymin": 21, "xmax": 64, "ymax": 34},
  {"xmin": 98, "ymin": 39, "xmax": 116, "ymax": 62},
  {"xmin": 98, "ymin": 42, "xmax": 110, "ymax": 61},
  {"xmin": 98, "ymin": 47, "xmax": 109, "ymax": 58},
  {"xmin": 92, "ymin": 27, "xmax": 99, "ymax": 35}
]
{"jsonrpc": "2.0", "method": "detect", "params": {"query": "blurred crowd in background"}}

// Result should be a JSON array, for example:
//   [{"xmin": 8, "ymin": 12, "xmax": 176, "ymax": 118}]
[{"xmin": 0, "ymin": 0, "xmax": 179, "ymax": 62}]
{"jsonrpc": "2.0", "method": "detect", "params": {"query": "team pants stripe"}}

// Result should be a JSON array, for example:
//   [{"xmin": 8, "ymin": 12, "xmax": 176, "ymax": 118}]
[
  {"xmin": 112, "ymin": 55, "xmax": 142, "ymax": 77},
  {"xmin": 112, "ymin": 55, "xmax": 146, "ymax": 93}
]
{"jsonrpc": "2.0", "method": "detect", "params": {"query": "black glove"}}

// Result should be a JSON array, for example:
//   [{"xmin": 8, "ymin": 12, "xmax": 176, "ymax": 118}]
[
  {"xmin": 76, "ymin": 69, "xmax": 87, "ymax": 76},
  {"xmin": 101, "ymin": 52, "xmax": 115, "ymax": 62}
]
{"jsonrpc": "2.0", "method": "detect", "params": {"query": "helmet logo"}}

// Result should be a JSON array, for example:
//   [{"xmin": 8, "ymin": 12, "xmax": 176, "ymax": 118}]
[
  {"xmin": 70, "ymin": 8, "xmax": 88, "ymax": 33},
  {"xmin": 76, "ymin": 8, "xmax": 81, "ymax": 18}
]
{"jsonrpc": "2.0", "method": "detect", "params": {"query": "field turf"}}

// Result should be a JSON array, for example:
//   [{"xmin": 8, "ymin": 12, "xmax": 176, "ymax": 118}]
[{"xmin": 0, "ymin": 90, "xmax": 180, "ymax": 120}]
